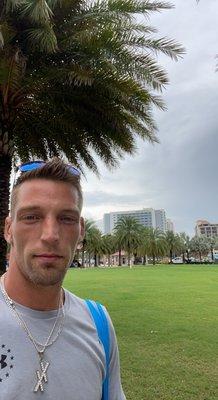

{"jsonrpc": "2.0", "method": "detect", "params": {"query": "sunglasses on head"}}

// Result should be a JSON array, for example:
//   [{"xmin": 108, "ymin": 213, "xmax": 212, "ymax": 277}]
[{"xmin": 17, "ymin": 160, "xmax": 81, "ymax": 176}]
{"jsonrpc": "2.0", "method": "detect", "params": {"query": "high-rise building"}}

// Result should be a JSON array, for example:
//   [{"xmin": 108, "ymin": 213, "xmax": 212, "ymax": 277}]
[
  {"xmin": 155, "ymin": 209, "xmax": 167, "ymax": 232},
  {"xmin": 103, "ymin": 208, "xmax": 167, "ymax": 234},
  {"xmin": 195, "ymin": 220, "xmax": 218, "ymax": 237},
  {"xmin": 166, "ymin": 218, "xmax": 174, "ymax": 232}
]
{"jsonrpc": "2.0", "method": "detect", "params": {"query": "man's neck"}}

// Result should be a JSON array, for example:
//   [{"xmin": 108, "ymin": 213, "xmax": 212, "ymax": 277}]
[{"xmin": 2, "ymin": 270, "xmax": 64, "ymax": 311}]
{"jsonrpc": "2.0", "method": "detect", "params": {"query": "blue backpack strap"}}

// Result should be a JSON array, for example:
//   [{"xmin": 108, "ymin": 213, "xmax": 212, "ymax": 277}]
[{"xmin": 85, "ymin": 300, "xmax": 110, "ymax": 400}]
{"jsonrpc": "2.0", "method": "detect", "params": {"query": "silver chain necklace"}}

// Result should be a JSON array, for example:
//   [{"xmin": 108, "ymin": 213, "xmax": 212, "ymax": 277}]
[{"xmin": 0, "ymin": 274, "xmax": 65, "ymax": 393}]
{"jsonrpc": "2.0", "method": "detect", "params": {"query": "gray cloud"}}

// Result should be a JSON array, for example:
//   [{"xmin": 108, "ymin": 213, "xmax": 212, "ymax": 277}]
[
  {"xmin": 84, "ymin": 191, "xmax": 147, "ymax": 207},
  {"xmin": 82, "ymin": 0, "xmax": 218, "ymax": 237}
]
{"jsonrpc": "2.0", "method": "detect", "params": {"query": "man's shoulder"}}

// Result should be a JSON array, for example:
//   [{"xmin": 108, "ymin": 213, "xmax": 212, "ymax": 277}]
[
  {"xmin": 64, "ymin": 289, "xmax": 111, "ymax": 327},
  {"xmin": 64, "ymin": 288, "xmax": 105, "ymax": 309},
  {"xmin": 64, "ymin": 288, "xmax": 87, "ymax": 312}
]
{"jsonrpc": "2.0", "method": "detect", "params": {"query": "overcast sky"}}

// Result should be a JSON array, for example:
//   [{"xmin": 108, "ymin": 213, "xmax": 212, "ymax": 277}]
[{"xmin": 81, "ymin": 0, "xmax": 218, "ymax": 237}]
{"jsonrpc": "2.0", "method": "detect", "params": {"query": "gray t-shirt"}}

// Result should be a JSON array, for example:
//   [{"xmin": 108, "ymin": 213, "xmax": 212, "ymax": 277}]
[{"xmin": 0, "ymin": 288, "xmax": 126, "ymax": 400}]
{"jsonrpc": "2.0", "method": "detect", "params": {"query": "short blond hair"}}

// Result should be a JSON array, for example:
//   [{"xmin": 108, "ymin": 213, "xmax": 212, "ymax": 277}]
[{"xmin": 11, "ymin": 158, "xmax": 83, "ymax": 217}]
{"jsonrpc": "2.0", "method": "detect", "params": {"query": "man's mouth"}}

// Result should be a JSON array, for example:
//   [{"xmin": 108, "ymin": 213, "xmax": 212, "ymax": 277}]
[{"xmin": 34, "ymin": 254, "xmax": 63, "ymax": 259}]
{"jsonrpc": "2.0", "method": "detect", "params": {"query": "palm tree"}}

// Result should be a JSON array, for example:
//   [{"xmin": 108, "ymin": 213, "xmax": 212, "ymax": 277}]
[
  {"xmin": 190, "ymin": 236, "xmax": 210, "ymax": 262},
  {"xmin": 204, "ymin": 236, "xmax": 218, "ymax": 261},
  {"xmin": 114, "ymin": 230, "xmax": 123, "ymax": 267},
  {"xmin": 165, "ymin": 231, "xmax": 181, "ymax": 263},
  {"xmin": 102, "ymin": 234, "xmax": 116, "ymax": 267},
  {"xmin": 0, "ymin": 0, "xmax": 184, "ymax": 270},
  {"xmin": 114, "ymin": 216, "xmax": 142, "ymax": 266},
  {"xmin": 79, "ymin": 219, "xmax": 95, "ymax": 267},
  {"xmin": 179, "ymin": 232, "xmax": 191, "ymax": 262},
  {"xmin": 146, "ymin": 228, "xmax": 167, "ymax": 265},
  {"xmin": 137, "ymin": 227, "xmax": 151, "ymax": 265},
  {"xmin": 85, "ymin": 225, "xmax": 104, "ymax": 267}
]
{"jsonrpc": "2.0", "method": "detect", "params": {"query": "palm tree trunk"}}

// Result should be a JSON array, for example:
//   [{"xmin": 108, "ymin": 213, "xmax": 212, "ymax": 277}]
[
  {"xmin": 94, "ymin": 254, "xmax": 97, "ymax": 267},
  {"xmin": 211, "ymin": 246, "xmax": 214, "ymax": 261},
  {"xmin": 118, "ymin": 248, "xmax": 121, "ymax": 266},
  {"xmin": 199, "ymin": 251, "xmax": 202, "ymax": 262},
  {"xmin": 182, "ymin": 252, "xmax": 185, "ymax": 263},
  {"xmin": 170, "ymin": 249, "xmax": 173, "ymax": 263},
  {"xmin": 152, "ymin": 253, "xmax": 155, "ymax": 265},
  {"xmin": 128, "ymin": 252, "xmax": 130, "ymax": 267},
  {"xmin": 0, "ymin": 153, "xmax": 11, "ymax": 275},
  {"xmin": 81, "ymin": 248, "xmax": 85, "ymax": 267},
  {"xmin": 76, "ymin": 248, "xmax": 80, "ymax": 261},
  {"xmin": 127, "ymin": 243, "xmax": 131, "ymax": 267}
]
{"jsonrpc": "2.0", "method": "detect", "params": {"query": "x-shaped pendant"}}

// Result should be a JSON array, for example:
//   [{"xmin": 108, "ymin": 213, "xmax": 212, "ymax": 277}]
[{"xmin": 34, "ymin": 360, "xmax": 50, "ymax": 393}]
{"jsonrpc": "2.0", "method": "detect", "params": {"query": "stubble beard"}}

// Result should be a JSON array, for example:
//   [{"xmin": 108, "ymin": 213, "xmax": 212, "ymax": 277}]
[{"xmin": 21, "ymin": 259, "xmax": 69, "ymax": 287}]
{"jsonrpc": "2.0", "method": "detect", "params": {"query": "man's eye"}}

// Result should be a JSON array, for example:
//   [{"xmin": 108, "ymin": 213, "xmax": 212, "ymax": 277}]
[
  {"xmin": 61, "ymin": 216, "xmax": 78, "ymax": 224},
  {"xmin": 22, "ymin": 215, "xmax": 40, "ymax": 221}
]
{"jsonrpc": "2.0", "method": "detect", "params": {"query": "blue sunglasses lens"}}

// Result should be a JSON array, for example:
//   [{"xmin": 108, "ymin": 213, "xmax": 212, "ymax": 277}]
[
  {"xmin": 19, "ymin": 161, "xmax": 45, "ymax": 172},
  {"xmin": 68, "ymin": 166, "xmax": 80, "ymax": 176},
  {"xmin": 18, "ymin": 161, "xmax": 80, "ymax": 176}
]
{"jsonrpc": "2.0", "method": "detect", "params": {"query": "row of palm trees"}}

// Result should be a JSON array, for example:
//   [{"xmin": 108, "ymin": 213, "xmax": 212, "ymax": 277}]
[{"xmin": 78, "ymin": 216, "xmax": 217, "ymax": 267}]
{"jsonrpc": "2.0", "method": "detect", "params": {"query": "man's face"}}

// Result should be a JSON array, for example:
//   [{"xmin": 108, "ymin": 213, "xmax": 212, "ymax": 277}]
[{"xmin": 5, "ymin": 179, "xmax": 84, "ymax": 286}]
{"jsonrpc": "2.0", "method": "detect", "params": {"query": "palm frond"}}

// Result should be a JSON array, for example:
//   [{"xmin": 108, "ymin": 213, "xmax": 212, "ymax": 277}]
[
  {"xmin": 0, "ymin": 31, "xmax": 4, "ymax": 49},
  {"xmin": 144, "ymin": 37, "xmax": 185, "ymax": 60},
  {"xmin": 5, "ymin": 0, "xmax": 25, "ymax": 13},
  {"xmin": 107, "ymin": 0, "xmax": 173, "ymax": 13},
  {"xmin": 1, "ymin": 0, "xmax": 184, "ymax": 176},
  {"xmin": 19, "ymin": 0, "xmax": 54, "ymax": 24},
  {"xmin": 25, "ymin": 24, "xmax": 58, "ymax": 53}
]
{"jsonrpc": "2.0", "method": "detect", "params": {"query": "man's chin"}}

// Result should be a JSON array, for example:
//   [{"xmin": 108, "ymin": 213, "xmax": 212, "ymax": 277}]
[
  {"xmin": 24, "ymin": 263, "xmax": 67, "ymax": 286},
  {"xmin": 30, "ymin": 272, "xmax": 65, "ymax": 287}
]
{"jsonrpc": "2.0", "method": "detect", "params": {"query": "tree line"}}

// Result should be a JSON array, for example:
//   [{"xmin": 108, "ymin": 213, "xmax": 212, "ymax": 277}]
[{"xmin": 77, "ymin": 216, "xmax": 218, "ymax": 267}]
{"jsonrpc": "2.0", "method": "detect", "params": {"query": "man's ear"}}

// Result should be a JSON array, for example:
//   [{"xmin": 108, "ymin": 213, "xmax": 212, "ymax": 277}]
[
  {"xmin": 79, "ymin": 216, "xmax": 85, "ymax": 243},
  {"xmin": 4, "ymin": 216, "xmax": 13, "ymax": 245}
]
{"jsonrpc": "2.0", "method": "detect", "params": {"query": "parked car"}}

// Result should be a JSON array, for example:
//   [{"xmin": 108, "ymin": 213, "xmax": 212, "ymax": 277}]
[
  {"xmin": 172, "ymin": 257, "xmax": 183, "ymax": 264},
  {"xmin": 185, "ymin": 257, "xmax": 196, "ymax": 264},
  {"xmin": 70, "ymin": 260, "xmax": 81, "ymax": 268},
  {"xmin": 69, "ymin": 262, "xmax": 78, "ymax": 268},
  {"xmin": 202, "ymin": 257, "xmax": 214, "ymax": 263}
]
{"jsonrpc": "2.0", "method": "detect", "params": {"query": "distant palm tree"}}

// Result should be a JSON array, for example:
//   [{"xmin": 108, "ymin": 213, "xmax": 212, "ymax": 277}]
[
  {"xmin": 190, "ymin": 236, "xmax": 210, "ymax": 262},
  {"xmin": 114, "ymin": 216, "xmax": 142, "ymax": 266},
  {"xmin": 85, "ymin": 226, "xmax": 104, "ymax": 267},
  {"xmin": 202, "ymin": 236, "xmax": 218, "ymax": 261},
  {"xmin": 114, "ymin": 230, "xmax": 123, "ymax": 267},
  {"xmin": 137, "ymin": 227, "xmax": 151, "ymax": 265},
  {"xmin": 146, "ymin": 228, "xmax": 167, "ymax": 265},
  {"xmin": 179, "ymin": 232, "xmax": 191, "ymax": 262},
  {"xmin": 80, "ymin": 219, "xmax": 96, "ymax": 267},
  {"xmin": 165, "ymin": 231, "xmax": 181, "ymax": 263},
  {"xmin": 102, "ymin": 234, "xmax": 116, "ymax": 267}
]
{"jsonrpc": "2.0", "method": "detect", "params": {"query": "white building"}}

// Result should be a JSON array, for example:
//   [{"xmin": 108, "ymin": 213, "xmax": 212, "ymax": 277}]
[
  {"xmin": 155, "ymin": 209, "xmax": 167, "ymax": 232},
  {"xmin": 195, "ymin": 220, "xmax": 218, "ymax": 237},
  {"xmin": 103, "ymin": 208, "xmax": 167, "ymax": 234},
  {"xmin": 166, "ymin": 218, "xmax": 175, "ymax": 232}
]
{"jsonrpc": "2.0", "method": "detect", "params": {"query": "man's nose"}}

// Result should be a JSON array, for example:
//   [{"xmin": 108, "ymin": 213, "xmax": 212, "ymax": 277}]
[{"xmin": 40, "ymin": 218, "xmax": 60, "ymax": 243}]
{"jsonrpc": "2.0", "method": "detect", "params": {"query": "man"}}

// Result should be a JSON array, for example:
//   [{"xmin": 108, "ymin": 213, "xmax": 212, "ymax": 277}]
[{"xmin": 0, "ymin": 158, "xmax": 126, "ymax": 399}]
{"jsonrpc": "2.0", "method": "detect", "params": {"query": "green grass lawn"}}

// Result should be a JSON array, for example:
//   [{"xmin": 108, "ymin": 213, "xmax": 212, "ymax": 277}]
[{"xmin": 63, "ymin": 265, "xmax": 218, "ymax": 400}]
